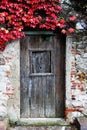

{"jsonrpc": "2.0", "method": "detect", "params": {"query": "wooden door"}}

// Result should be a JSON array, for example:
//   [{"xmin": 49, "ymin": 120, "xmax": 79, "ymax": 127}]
[{"xmin": 20, "ymin": 33, "xmax": 65, "ymax": 118}]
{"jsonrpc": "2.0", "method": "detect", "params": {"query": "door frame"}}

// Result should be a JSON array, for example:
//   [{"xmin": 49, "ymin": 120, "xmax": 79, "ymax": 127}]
[{"xmin": 20, "ymin": 30, "xmax": 66, "ymax": 120}]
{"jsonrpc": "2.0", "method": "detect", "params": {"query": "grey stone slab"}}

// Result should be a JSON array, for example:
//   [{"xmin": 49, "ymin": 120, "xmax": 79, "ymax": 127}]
[{"xmin": 81, "ymin": 126, "xmax": 87, "ymax": 130}]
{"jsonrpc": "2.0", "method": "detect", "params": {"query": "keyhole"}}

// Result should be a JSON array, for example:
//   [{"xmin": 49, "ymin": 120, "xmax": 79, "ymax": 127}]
[{"xmin": 40, "ymin": 66, "xmax": 42, "ymax": 69}]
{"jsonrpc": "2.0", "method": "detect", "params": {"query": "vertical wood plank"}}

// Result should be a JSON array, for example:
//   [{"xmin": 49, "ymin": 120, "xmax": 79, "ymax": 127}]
[
  {"xmin": 44, "ymin": 75, "xmax": 55, "ymax": 117},
  {"xmin": 54, "ymin": 35, "xmax": 65, "ymax": 117},
  {"xmin": 38, "ymin": 76, "xmax": 44, "ymax": 117},
  {"xmin": 28, "ymin": 77, "xmax": 32, "ymax": 117},
  {"xmin": 20, "ymin": 37, "xmax": 30, "ymax": 117},
  {"xmin": 30, "ymin": 77, "xmax": 39, "ymax": 117},
  {"xmin": 55, "ymin": 77, "xmax": 65, "ymax": 117},
  {"xmin": 20, "ymin": 77, "xmax": 30, "ymax": 117},
  {"xmin": 29, "ymin": 35, "xmax": 39, "ymax": 49}
]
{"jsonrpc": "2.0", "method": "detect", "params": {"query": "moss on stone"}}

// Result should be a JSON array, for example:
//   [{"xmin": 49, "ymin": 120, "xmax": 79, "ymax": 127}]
[{"xmin": 9, "ymin": 118, "xmax": 69, "ymax": 127}]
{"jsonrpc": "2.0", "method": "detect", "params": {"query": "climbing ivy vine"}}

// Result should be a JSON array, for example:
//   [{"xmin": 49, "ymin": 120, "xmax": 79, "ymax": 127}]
[{"xmin": 0, "ymin": 0, "xmax": 77, "ymax": 51}]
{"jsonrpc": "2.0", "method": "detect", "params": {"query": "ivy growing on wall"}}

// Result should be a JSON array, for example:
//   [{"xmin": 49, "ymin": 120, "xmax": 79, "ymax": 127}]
[{"xmin": 0, "ymin": 0, "xmax": 77, "ymax": 51}]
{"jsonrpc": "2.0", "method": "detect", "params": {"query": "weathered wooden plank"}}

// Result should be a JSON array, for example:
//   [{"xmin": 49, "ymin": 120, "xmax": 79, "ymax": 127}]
[
  {"xmin": 25, "ymin": 31, "xmax": 54, "ymax": 35},
  {"xmin": 55, "ymin": 77, "xmax": 65, "ymax": 117},
  {"xmin": 28, "ymin": 77, "xmax": 32, "ymax": 117},
  {"xmin": 38, "ymin": 35, "xmax": 46, "ymax": 49},
  {"xmin": 54, "ymin": 35, "xmax": 65, "ymax": 77},
  {"xmin": 38, "ymin": 76, "xmax": 44, "ymax": 117},
  {"xmin": 38, "ymin": 35, "xmax": 55, "ymax": 117},
  {"xmin": 20, "ymin": 37, "xmax": 30, "ymax": 78},
  {"xmin": 37, "ymin": 35, "xmax": 54, "ymax": 49},
  {"xmin": 29, "ymin": 76, "xmax": 46, "ymax": 118},
  {"xmin": 30, "ymin": 77, "xmax": 39, "ymax": 117},
  {"xmin": 20, "ymin": 77, "xmax": 29, "ymax": 117},
  {"xmin": 20, "ymin": 37, "xmax": 30, "ymax": 118},
  {"xmin": 44, "ymin": 75, "xmax": 55, "ymax": 117},
  {"xmin": 45, "ymin": 36, "xmax": 54, "ymax": 49},
  {"xmin": 28, "ymin": 35, "xmax": 39, "ymax": 49},
  {"xmin": 30, "ymin": 73, "xmax": 53, "ymax": 76},
  {"xmin": 54, "ymin": 35, "xmax": 65, "ymax": 117}
]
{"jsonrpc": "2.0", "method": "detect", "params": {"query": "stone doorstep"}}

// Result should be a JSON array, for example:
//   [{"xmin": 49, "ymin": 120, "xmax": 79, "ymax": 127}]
[
  {"xmin": 7, "ymin": 126, "xmax": 76, "ymax": 130},
  {"xmin": 0, "ymin": 118, "xmax": 8, "ymax": 130},
  {"xmin": 78, "ymin": 117, "xmax": 87, "ymax": 130},
  {"xmin": 78, "ymin": 117, "xmax": 87, "ymax": 126},
  {"xmin": 65, "ymin": 126, "xmax": 76, "ymax": 130},
  {"xmin": 81, "ymin": 126, "xmax": 87, "ymax": 130}
]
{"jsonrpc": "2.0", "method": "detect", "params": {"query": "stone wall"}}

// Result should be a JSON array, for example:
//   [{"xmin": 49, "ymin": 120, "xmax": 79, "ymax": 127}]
[
  {"xmin": 66, "ymin": 35, "xmax": 87, "ymax": 121},
  {"xmin": 0, "ymin": 40, "xmax": 20, "ymax": 121},
  {"xmin": 0, "ymin": 35, "xmax": 87, "ymax": 127}
]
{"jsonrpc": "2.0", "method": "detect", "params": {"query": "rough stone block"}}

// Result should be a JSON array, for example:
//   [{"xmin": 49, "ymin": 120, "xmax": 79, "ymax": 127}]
[{"xmin": 0, "ymin": 118, "xmax": 8, "ymax": 130}]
